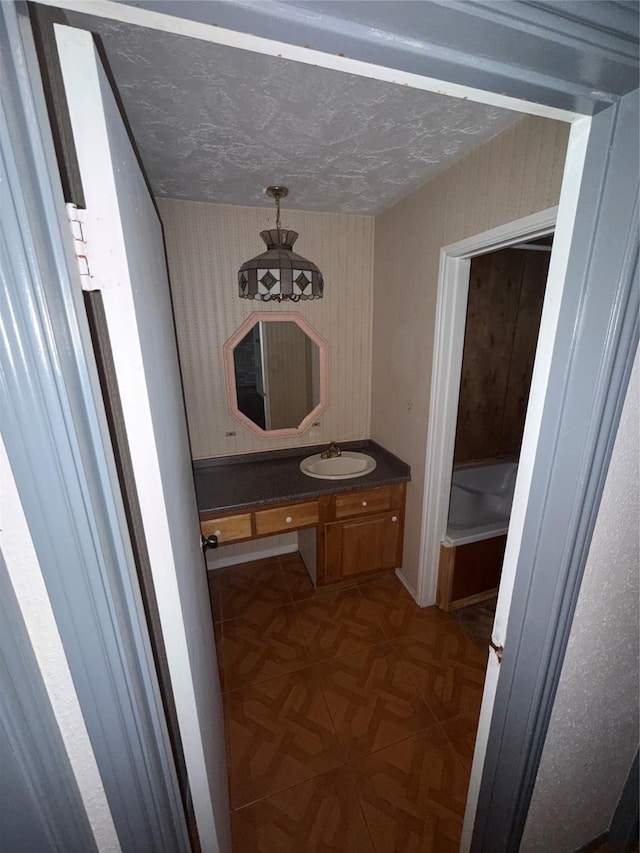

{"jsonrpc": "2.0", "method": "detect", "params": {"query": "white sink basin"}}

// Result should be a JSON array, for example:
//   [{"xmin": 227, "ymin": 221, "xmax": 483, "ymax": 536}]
[{"xmin": 300, "ymin": 451, "xmax": 377, "ymax": 480}]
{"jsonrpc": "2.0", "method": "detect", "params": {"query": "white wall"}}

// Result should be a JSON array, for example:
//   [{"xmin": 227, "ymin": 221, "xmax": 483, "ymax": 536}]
[
  {"xmin": 371, "ymin": 115, "xmax": 570, "ymax": 595},
  {"xmin": 160, "ymin": 200, "xmax": 374, "ymax": 459},
  {"xmin": 521, "ymin": 348, "xmax": 639, "ymax": 852}
]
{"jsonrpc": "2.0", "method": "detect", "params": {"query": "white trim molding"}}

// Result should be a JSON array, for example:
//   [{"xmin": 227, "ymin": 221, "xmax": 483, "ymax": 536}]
[
  {"xmin": 32, "ymin": 0, "xmax": 581, "ymax": 123},
  {"xmin": 416, "ymin": 205, "xmax": 559, "ymax": 608}
]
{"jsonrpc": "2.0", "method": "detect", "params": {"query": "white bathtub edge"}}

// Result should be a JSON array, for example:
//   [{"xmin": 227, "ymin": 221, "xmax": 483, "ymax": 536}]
[{"xmin": 443, "ymin": 524, "xmax": 509, "ymax": 548}]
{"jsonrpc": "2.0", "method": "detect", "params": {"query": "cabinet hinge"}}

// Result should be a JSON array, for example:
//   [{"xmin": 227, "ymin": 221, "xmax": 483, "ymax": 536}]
[{"xmin": 65, "ymin": 203, "xmax": 93, "ymax": 290}]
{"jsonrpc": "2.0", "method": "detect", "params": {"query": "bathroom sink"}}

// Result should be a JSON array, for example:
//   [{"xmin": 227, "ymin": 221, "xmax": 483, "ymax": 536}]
[{"xmin": 300, "ymin": 451, "xmax": 377, "ymax": 480}]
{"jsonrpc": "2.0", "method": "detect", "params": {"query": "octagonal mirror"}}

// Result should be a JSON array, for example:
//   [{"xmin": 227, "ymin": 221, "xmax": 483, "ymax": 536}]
[{"xmin": 223, "ymin": 312, "xmax": 328, "ymax": 437}]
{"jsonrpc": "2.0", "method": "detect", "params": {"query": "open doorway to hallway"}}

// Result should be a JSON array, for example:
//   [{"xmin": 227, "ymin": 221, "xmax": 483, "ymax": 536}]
[{"xmin": 438, "ymin": 237, "xmax": 552, "ymax": 650}]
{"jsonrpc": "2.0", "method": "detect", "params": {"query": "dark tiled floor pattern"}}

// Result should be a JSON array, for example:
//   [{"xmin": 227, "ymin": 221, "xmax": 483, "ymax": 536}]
[{"xmin": 209, "ymin": 553, "xmax": 487, "ymax": 853}]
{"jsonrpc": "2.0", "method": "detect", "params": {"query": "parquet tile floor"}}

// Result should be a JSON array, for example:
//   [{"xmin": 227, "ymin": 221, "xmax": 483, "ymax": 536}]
[{"xmin": 208, "ymin": 554, "xmax": 488, "ymax": 853}]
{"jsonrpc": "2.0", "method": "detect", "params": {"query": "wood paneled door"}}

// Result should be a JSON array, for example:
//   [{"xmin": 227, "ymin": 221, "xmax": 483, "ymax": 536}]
[{"xmin": 454, "ymin": 247, "xmax": 550, "ymax": 466}]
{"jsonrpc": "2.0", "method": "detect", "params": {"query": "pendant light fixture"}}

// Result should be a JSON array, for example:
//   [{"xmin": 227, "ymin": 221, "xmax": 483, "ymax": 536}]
[{"xmin": 238, "ymin": 186, "xmax": 324, "ymax": 301}]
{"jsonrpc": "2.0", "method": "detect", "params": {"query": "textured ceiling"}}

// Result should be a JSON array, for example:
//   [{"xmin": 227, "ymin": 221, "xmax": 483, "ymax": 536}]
[{"xmin": 67, "ymin": 14, "xmax": 521, "ymax": 214}]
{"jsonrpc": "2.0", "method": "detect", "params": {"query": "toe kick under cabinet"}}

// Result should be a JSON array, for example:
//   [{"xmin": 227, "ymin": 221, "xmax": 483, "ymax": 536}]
[{"xmin": 200, "ymin": 482, "xmax": 406, "ymax": 587}]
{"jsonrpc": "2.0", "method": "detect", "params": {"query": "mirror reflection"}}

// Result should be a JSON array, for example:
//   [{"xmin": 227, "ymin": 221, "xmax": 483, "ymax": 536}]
[{"xmin": 232, "ymin": 321, "xmax": 321, "ymax": 431}]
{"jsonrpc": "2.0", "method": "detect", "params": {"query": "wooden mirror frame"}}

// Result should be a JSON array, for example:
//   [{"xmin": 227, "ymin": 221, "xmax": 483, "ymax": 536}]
[{"xmin": 223, "ymin": 312, "xmax": 329, "ymax": 438}]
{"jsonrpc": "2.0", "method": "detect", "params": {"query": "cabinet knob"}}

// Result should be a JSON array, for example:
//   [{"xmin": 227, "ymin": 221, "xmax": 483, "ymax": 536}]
[
  {"xmin": 392, "ymin": 516, "xmax": 398, "ymax": 522},
  {"xmin": 361, "ymin": 501, "xmax": 367, "ymax": 507},
  {"xmin": 285, "ymin": 516, "xmax": 293, "ymax": 523},
  {"xmin": 214, "ymin": 529, "xmax": 222, "ymax": 537}
]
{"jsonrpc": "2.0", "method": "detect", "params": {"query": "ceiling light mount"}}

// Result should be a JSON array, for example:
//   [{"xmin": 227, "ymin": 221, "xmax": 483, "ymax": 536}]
[{"xmin": 238, "ymin": 186, "xmax": 324, "ymax": 302}]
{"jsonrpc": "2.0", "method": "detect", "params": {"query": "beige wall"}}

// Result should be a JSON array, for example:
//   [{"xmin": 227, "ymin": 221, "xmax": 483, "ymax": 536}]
[
  {"xmin": 159, "ymin": 200, "xmax": 374, "ymax": 459},
  {"xmin": 371, "ymin": 115, "xmax": 570, "ymax": 595}
]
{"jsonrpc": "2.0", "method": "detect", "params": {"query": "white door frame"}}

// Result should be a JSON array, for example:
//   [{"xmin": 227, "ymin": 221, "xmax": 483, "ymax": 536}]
[
  {"xmin": 416, "ymin": 114, "xmax": 591, "ymax": 616},
  {"xmin": 10, "ymin": 0, "xmax": 637, "ymax": 848},
  {"xmin": 414, "ymin": 103, "xmax": 591, "ymax": 617},
  {"xmin": 415, "ymin": 112, "xmax": 593, "ymax": 846},
  {"xmin": 416, "ymin": 206, "xmax": 557, "ymax": 607},
  {"xmin": 414, "ymin": 187, "xmax": 600, "ymax": 850},
  {"xmin": 56, "ymin": 24, "xmax": 226, "ymax": 851}
]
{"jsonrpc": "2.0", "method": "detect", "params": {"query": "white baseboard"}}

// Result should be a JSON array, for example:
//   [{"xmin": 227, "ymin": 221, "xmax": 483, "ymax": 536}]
[{"xmin": 207, "ymin": 543, "xmax": 298, "ymax": 570}]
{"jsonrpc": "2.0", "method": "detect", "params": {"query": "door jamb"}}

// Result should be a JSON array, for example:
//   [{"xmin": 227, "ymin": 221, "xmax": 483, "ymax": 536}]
[
  {"xmin": 1, "ymin": 6, "xmax": 190, "ymax": 850},
  {"xmin": 417, "ymin": 115, "xmax": 593, "ymax": 613},
  {"xmin": 416, "ymin": 205, "xmax": 558, "ymax": 608}
]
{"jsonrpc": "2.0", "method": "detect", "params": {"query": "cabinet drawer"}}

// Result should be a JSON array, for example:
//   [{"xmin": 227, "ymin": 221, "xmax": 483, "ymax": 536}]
[
  {"xmin": 201, "ymin": 513, "xmax": 253, "ymax": 543},
  {"xmin": 335, "ymin": 487, "xmax": 392, "ymax": 519},
  {"xmin": 254, "ymin": 501, "xmax": 319, "ymax": 536}
]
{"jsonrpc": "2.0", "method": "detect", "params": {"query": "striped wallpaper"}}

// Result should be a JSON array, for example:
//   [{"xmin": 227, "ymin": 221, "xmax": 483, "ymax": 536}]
[{"xmin": 159, "ymin": 200, "xmax": 375, "ymax": 458}]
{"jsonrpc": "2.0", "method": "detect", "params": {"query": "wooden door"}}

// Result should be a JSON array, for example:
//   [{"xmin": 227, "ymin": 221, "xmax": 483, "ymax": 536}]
[{"xmin": 454, "ymin": 248, "xmax": 549, "ymax": 465}]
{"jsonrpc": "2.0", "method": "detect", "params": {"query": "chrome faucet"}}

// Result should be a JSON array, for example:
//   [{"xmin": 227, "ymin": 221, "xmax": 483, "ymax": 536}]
[{"xmin": 320, "ymin": 441, "xmax": 341, "ymax": 459}]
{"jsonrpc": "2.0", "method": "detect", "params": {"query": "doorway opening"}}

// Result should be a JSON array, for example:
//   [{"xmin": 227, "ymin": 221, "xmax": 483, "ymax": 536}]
[
  {"xmin": 436, "ymin": 235, "xmax": 553, "ymax": 649},
  {"xmin": 417, "ymin": 206, "xmax": 558, "ymax": 613}
]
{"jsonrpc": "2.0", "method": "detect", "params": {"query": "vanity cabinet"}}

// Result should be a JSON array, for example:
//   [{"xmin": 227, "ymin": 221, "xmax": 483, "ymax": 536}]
[
  {"xmin": 323, "ymin": 485, "xmax": 405, "ymax": 583},
  {"xmin": 199, "ymin": 482, "xmax": 406, "ymax": 587}
]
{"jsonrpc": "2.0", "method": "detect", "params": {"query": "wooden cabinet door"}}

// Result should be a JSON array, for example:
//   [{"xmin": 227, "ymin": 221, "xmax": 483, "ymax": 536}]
[{"xmin": 325, "ymin": 511, "xmax": 401, "ymax": 580}]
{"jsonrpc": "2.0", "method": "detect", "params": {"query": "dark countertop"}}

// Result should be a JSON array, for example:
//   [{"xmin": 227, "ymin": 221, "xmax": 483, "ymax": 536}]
[{"xmin": 194, "ymin": 440, "xmax": 410, "ymax": 516}]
